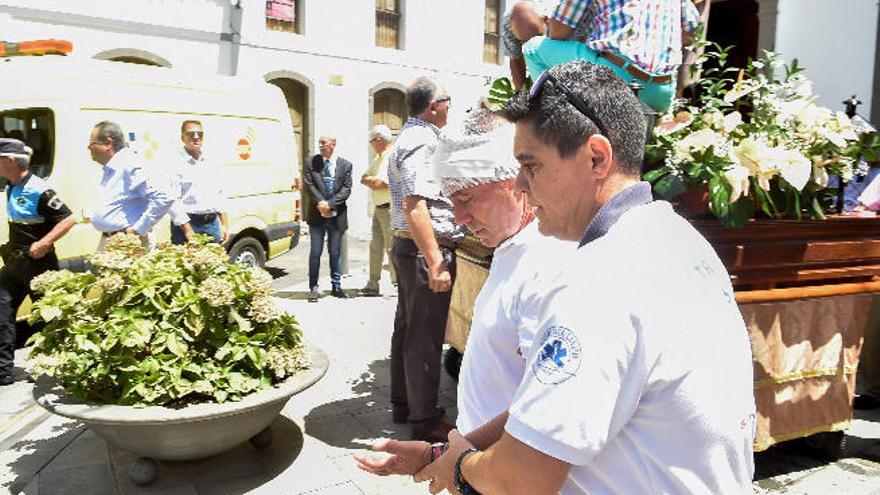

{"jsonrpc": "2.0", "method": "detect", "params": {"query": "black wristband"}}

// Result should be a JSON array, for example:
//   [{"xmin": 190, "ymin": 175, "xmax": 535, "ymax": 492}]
[{"xmin": 454, "ymin": 447, "xmax": 481, "ymax": 495}]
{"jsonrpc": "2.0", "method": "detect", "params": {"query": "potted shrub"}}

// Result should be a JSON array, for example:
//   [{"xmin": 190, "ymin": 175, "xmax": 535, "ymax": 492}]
[{"xmin": 27, "ymin": 234, "xmax": 327, "ymax": 483}]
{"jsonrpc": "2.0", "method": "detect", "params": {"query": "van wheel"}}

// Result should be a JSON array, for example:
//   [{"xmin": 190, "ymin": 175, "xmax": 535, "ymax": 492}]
[{"xmin": 228, "ymin": 237, "xmax": 266, "ymax": 268}]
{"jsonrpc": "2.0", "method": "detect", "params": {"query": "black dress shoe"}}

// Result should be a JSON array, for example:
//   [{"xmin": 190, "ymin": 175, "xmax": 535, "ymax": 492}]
[
  {"xmin": 308, "ymin": 290, "xmax": 319, "ymax": 303},
  {"xmin": 0, "ymin": 375, "xmax": 14, "ymax": 386},
  {"xmin": 392, "ymin": 405, "xmax": 409, "ymax": 424},
  {"xmin": 412, "ymin": 419, "xmax": 455, "ymax": 443},
  {"xmin": 331, "ymin": 286, "xmax": 350, "ymax": 299},
  {"xmin": 854, "ymin": 394, "xmax": 880, "ymax": 410}
]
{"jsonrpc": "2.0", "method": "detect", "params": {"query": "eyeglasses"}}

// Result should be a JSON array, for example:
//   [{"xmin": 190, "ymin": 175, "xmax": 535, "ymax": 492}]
[
  {"xmin": 88, "ymin": 141, "xmax": 105, "ymax": 147},
  {"xmin": 529, "ymin": 72, "xmax": 608, "ymax": 137},
  {"xmin": 433, "ymin": 96, "xmax": 452, "ymax": 105},
  {"xmin": 184, "ymin": 131, "xmax": 204, "ymax": 139}
]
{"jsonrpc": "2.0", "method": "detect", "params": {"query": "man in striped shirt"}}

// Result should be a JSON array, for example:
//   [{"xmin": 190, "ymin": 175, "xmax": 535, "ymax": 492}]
[{"xmin": 523, "ymin": 0, "xmax": 700, "ymax": 113}]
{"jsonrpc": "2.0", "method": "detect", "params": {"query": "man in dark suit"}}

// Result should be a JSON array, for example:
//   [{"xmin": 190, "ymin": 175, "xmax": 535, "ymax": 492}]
[{"xmin": 303, "ymin": 134, "xmax": 353, "ymax": 302}]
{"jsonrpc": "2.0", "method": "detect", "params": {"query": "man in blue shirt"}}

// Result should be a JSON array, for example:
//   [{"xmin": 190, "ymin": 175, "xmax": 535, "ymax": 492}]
[
  {"xmin": 0, "ymin": 138, "xmax": 75, "ymax": 385},
  {"xmin": 88, "ymin": 121, "xmax": 175, "ymax": 250}
]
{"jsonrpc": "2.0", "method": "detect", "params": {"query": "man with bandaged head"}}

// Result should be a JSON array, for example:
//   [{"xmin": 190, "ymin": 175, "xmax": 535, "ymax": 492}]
[{"xmin": 355, "ymin": 110, "xmax": 574, "ymax": 482}]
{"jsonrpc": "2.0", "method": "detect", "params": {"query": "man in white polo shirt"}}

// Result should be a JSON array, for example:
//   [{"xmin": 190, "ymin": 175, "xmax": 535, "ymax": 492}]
[
  {"xmin": 414, "ymin": 61, "xmax": 755, "ymax": 494},
  {"xmin": 354, "ymin": 110, "xmax": 574, "ymax": 480}
]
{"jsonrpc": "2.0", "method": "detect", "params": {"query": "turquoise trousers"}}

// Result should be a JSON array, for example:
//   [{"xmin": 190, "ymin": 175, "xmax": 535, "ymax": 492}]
[{"xmin": 523, "ymin": 36, "xmax": 675, "ymax": 113}]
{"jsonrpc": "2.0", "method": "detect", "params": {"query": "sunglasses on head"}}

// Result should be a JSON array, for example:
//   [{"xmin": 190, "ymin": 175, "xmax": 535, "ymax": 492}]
[
  {"xmin": 185, "ymin": 131, "xmax": 204, "ymax": 138},
  {"xmin": 529, "ymin": 72, "xmax": 608, "ymax": 137}
]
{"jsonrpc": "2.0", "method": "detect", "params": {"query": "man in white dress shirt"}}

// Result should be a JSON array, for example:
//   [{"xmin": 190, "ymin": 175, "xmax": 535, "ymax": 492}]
[
  {"xmin": 168, "ymin": 120, "xmax": 229, "ymax": 245},
  {"xmin": 88, "ymin": 121, "xmax": 174, "ymax": 250}
]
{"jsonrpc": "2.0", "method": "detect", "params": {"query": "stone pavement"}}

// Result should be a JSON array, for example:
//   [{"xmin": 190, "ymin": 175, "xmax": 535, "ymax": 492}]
[{"xmin": 1, "ymin": 266, "xmax": 880, "ymax": 494}]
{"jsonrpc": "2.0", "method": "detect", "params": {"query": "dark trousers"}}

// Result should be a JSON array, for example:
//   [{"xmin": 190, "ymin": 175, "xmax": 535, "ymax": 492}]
[
  {"xmin": 0, "ymin": 252, "xmax": 58, "ymax": 377},
  {"xmin": 390, "ymin": 237, "xmax": 456, "ymax": 422},
  {"xmin": 309, "ymin": 222, "xmax": 342, "ymax": 290},
  {"xmin": 171, "ymin": 214, "xmax": 222, "ymax": 245}
]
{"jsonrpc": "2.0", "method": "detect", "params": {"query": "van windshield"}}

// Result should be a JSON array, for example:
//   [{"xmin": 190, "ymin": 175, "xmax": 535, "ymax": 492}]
[{"xmin": 0, "ymin": 108, "xmax": 55, "ymax": 178}]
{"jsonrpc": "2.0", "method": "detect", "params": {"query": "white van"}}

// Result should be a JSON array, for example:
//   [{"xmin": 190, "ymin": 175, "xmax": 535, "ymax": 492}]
[{"xmin": 0, "ymin": 54, "xmax": 301, "ymax": 269}]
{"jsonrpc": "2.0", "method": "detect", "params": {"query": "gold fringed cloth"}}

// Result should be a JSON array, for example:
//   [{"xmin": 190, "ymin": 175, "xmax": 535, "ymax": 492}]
[
  {"xmin": 446, "ymin": 236, "xmax": 493, "ymax": 353},
  {"xmin": 740, "ymin": 292, "xmax": 872, "ymax": 451}
]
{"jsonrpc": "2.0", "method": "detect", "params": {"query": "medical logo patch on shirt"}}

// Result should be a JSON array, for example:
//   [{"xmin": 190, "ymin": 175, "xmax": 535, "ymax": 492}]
[{"xmin": 533, "ymin": 326, "xmax": 581, "ymax": 384}]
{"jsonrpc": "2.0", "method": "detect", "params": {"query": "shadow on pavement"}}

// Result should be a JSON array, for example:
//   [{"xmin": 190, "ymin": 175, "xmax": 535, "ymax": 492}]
[
  {"xmin": 110, "ymin": 415, "xmax": 305, "ymax": 494},
  {"xmin": 302, "ymin": 358, "xmax": 458, "ymax": 450},
  {"xmin": 302, "ymin": 358, "xmax": 405, "ymax": 450},
  {"xmin": 3, "ymin": 420, "xmax": 83, "ymax": 494}
]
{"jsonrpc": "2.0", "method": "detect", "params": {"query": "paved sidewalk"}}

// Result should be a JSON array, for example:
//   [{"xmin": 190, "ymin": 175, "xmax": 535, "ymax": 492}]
[
  {"xmin": 0, "ymin": 270, "xmax": 456, "ymax": 495},
  {"xmin": 1, "ymin": 267, "xmax": 880, "ymax": 494}
]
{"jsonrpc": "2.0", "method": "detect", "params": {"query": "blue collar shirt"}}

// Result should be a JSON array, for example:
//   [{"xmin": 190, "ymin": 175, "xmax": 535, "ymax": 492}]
[{"xmin": 92, "ymin": 147, "xmax": 175, "ymax": 235}]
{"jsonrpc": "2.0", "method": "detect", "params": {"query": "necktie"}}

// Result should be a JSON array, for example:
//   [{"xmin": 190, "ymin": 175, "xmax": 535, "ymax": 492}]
[{"xmin": 323, "ymin": 159, "xmax": 335, "ymax": 199}]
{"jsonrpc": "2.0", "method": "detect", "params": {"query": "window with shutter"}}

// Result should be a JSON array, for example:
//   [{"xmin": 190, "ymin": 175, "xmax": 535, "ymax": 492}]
[
  {"xmin": 266, "ymin": 0, "xmax": 301, "ymax": 34},
  {"xmin": 376, "ymin": 0, "xmax": 401, "ymax": 49},
  {"xmin": 483, "ymin": 0, "xmax": 501, "ymax": 64}
]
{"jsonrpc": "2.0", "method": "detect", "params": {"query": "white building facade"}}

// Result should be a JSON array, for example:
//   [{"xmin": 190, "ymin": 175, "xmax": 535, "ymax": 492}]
[{"xmin": 0, "ymin": 0, "xmax": 508, "ymax": 236}]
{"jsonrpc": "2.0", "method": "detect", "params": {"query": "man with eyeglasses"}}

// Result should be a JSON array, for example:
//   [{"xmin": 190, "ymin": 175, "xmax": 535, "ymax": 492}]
[
  {"xmin": 387, "ymin": 77, "xmax": 464, "ymax": 442},
  {"xmin": 168, "ymin": 120, "xmax": 229, "ymax": 246},
  {"xmin": 523, "ymin": 0, "xmax": 701, "ymax": 113},
  {"xmin": 89, "ymin": 121, "xmax": 174, "ymax": 250},
  {"xmin": 411, "ymin": 61, "xmax": 755, "ymax": 494}
]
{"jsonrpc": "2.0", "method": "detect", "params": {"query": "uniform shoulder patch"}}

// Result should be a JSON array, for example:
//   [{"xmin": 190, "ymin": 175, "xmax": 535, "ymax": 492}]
[
  {"xmin": 46, "ymin": 192, "xmax": 65, "ymax": 210},
  {"xmin": 532, "ymin": 326, "xmax": 582, "ymax": 385}
]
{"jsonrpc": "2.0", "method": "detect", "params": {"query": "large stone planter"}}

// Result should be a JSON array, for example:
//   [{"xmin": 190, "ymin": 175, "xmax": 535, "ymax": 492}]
[{"xmin": 33, "ymin": 346, "xmax": 327, "ymax": 466}]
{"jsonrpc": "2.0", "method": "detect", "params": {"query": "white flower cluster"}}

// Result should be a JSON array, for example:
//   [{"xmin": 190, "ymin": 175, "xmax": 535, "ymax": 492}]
[
  {"xmin": 198, "ymin": 276, "xmax": 236, "ymax": 306},
  {"xmin": 246, "ymin": 267, "xmax": 273, "ymax": 297},
  {"xmin": 89, "ymin": 250, "xmax": 135, "ymax": 271},
  {"xmin": 191, "ymin": 246, "xmax": 228, "ymax": 271},
  {"xmin": 248, "ymin": 295, "xmax": 279, "ymax": 323},
  {"xmin": 266, "ymin": 346, "xmax": 308, "ymax": 380},
  {"xmin": 30, "ymin": 270, "xmax": 76, "ymax": 294},
  {"xmin": 657, "ymin": 64, "xmax": 872, "ymax": 206},
  {"xmin": 97, "ymin": 273, "xmax": 126, "ymax": 294}
]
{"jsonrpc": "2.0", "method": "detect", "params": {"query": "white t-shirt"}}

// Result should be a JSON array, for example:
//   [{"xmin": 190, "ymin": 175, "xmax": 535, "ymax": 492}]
[
  {"xmin": 456, "ymin": 222, "xmax": 575, "ymax": 436},
  {"xmin": 506, "ymin": 201, "xmax": 756, "ymax": 495}
]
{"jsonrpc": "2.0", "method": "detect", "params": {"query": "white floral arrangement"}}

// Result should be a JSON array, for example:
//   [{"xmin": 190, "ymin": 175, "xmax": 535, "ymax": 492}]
[{"xmin": 645, "ymin": 46, "xmax": 879, "ymax": 227}]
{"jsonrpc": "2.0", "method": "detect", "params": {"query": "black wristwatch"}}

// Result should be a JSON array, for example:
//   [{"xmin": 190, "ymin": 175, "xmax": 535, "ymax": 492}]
[{"xmin": 454, "ymin": 447, "xmax": 482, "ymax": 495}]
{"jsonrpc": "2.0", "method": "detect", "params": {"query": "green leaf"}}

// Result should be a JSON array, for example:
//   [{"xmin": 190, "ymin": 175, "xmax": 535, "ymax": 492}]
[
  {"xmin": 166, "ymin": 334, "xmax": 188, "ymax": 357},
  {"xmin": 40, "ymin": 305, "xmax": 62, "ymax": 322},
  {"xmin": 74, "ymin": 334, "xmax": 101, "ymax": 354},
  {"xmin": 230, "ymin": 309, "xmax": 252, "ymax": 334},
  {"xmin": 653, "ymin": 174, "xmax": 687, "ymax": 200},
  {"xmin": 642, "ymin": 168, "xmax": 667, "ymax": 183}
]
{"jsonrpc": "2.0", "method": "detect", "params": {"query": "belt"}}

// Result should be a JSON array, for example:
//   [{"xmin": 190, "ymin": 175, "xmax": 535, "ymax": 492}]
[
  {"xmin": 598, "ymin": 51, "xmax": 673, "ymax": 84},
  {"xmin": 375, "ymin": 203, "xmax": 390, "ymax": 209},
  {"xmin": 188, "ymin": 212, "xmax": 219, "ymax": 222},
  {"xmin": 393, "ymin": 229, "xmax": 458, "ymax": 249},
  {"xmin": 101, "ymin": 230, "xmax": 125, "ymax": 238}
]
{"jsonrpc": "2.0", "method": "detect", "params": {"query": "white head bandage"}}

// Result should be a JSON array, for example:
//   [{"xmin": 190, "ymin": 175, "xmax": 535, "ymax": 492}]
[{"xmin": 432, "ymin": 124, "xmax": 519, "ymax": 197}]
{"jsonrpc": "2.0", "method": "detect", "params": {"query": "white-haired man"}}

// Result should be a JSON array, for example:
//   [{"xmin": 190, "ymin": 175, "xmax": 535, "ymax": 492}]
[
  {"xmin": 355, "ymin": 110, "xmax": 573, "ymax": 479},
  {"xmin": 361, "ymin": 124, "xmax": 396, "ymax": 296}
]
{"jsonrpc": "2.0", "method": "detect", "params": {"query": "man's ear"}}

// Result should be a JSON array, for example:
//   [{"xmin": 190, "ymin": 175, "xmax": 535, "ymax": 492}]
[{"xmin": 587, "ymin": 134, "xmax": 614, "ymax": 180}]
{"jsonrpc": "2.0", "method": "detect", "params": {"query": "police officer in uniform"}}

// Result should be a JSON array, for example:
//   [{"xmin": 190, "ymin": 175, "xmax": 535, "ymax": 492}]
[{"xmin": 0, "ymin": 138, "xmax": 75, "ymax": 385}]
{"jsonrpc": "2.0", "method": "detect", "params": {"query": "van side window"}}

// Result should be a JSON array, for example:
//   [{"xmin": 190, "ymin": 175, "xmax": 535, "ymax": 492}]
[{"xmin": 0, "ymin": 108, "xmax": 55, "ymax": 178}]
